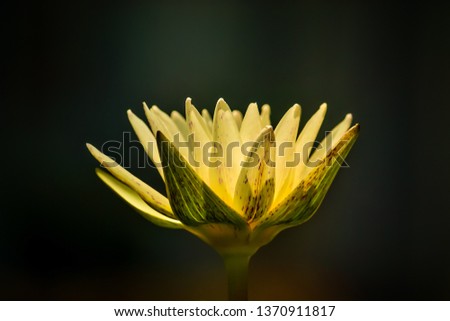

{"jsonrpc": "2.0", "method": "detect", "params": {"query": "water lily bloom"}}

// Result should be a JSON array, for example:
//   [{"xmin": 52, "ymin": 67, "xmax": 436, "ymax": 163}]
[{"xmin": 86, "ymin": 98, "xmax": 359, "ymax": 300}]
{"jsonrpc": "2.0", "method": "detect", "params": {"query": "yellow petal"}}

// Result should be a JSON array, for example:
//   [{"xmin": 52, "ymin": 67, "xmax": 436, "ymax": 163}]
[
  {"xmin": 208, "ymin": 98, "xmax": 234, "ymax": 200},
  {"xmin": 127, "ymin": 110, "xmax": 164, "ymax": 180},
  {"xmin": 210, "ymin": 107, "xmax": 242, "ymax": 203},
  {"xmin": 202, "ymin": 109, "xmax": 213, "ymax": 134},
  {"xmin": 95, "ymin": 169, "xmax": 183, "ymax": 229},
  {"xmin": 240, "ymin": 103, "xmax": 262, "ymax": 142},
  {"xmin": 144, "ymin": 103, "xmax": 182, "ymax": 139},
  {"xmin": 308, "ymin": 113, "xmax": 352, "ymax": 166},
  {"xmin": 232, "ymin": 110, "xmax": 243, "ymax": 130},
  {"xmin": 86, "ymin": 143, "xmax": 174, "ymax": 218},
  {"xmin": 170, "ymin": 110, "xmax": 190, "ymax": 140},
  {"xmin": 145, "ymin": 102, "xmax": 189, "ymax": 160},
  {"xmin": 272, "ymin": 104, "xmax": 301, "ymax": 204},
  {"xmin": 185, "ymin": 98, "xmax": 212, "ymax": 184},
  {"xmin": 233, "ymin": 126, "xmax": 276, "ymax": 221},
  {"xmin": 212, "ymin": 98, "xmax": 232, "ymax": 116},
  {"xmin": 290, "ymin": 103, "xmax": 327, "ymax": 191},
  {"xmin": 185, "ymin": 98, "xmax": 212, "ymax": 140},
  {"xmin": 260, "ymin": 104, "xmax": 271, "ymax": 127}
]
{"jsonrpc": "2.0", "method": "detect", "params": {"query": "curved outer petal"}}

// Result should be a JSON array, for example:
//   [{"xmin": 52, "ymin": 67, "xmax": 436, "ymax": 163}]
[
  {"xmin": 95, "ymin": 169, "xmax": 183, "ymax": 229},
  {"xmin": 233, "ymin": 126, "xmax": 276, "ymax": 222},
  {"xmin": 86, "ymin": 143, "xmax": 174, "ymax": 218},
  {"xmin": 255, "ymin": 124, "xmax": 359, "ymax": 229},
  {"xmin": 156, "ymin": 131, "xmax": 248, "ymax": 228}
]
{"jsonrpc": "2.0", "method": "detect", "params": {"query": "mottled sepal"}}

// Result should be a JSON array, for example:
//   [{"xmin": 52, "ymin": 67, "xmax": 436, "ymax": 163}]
[
  {"xmin": 255, "ymin": 124, "xmax": 359, "ymax": 229},
  {"xmin": 156, "ymin": 131, "xmax": 248, "ymax": 228}
]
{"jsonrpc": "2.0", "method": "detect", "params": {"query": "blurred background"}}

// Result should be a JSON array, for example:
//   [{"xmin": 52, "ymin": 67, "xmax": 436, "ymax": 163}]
[{"xmin": 2, "ymin": 1, "xmax": 450, "ymax": 300}]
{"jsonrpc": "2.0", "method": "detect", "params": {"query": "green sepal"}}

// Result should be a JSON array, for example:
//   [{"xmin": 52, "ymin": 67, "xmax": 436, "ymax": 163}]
[
  {"xmin": 156, "ymin": 131, "xmax": 248, "ymax": 228},
  {"xmin": 255, "ymin": 124, "xmax": 360, "ymax": 229}
]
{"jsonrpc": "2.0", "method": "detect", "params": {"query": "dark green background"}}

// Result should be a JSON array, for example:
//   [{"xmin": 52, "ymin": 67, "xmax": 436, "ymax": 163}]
[{"xmin": 2, "ymin": 1, "xmax": 449, "ymax": 299}]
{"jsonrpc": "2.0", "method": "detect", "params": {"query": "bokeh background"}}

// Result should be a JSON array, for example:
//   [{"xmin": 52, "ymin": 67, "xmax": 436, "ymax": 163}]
[{"xmin": 2, "ymin": 1, "xmax": 450, "ymax": 300}]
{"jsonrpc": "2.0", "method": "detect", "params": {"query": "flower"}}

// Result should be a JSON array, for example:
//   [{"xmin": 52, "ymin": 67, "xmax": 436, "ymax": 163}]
[
  {"xmin": 86, "ymin": 97, "xmax": 359, "ymax": 299},
  {"xmin": 87, "ymin": 97, "xmax": 358, "ymax": 255}
]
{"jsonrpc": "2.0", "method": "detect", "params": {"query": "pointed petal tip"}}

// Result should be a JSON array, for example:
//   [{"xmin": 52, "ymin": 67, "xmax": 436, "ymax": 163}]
[
  {"xmin": 346, "ymin": 123, "xmax": 360, "ymax": 136},
  {"xmin": 220, "ymin": 98, "xmax": 232, "ymax": 109},
  {"xmin": 262, "ymin": 104, "xmax": 270, "ymax": 112},
  {"xmin": 319, "ymin": 103, "xmax": 327, "ymax": 111},
  {"xmin": 94, "ymin": 167, "xmax": 107, "ymax": 178},
  {"xmin": 171, "ymin": 110, "xmax": 181, "ymax": 117},
  {"xmin": 214, "ymin": 97, "xmax": 231, "ymax": 114},
  {"xmin": 142, "ymin": 102, "xmax": 150, "ymax": 112},
  {"xmin": 185, "ymin": 97, "xmax": 195, "ymax": 112},
  {"xmin": 86, "ymin": 143, "xmax": 98, "ymax": 154},
  {"xmin": 292, "ymin": 103, "xmax": 301, "ymax": 117},
  {"xmin": 86, "ymin": 143, "xmax": 104, "ymax": 163}
]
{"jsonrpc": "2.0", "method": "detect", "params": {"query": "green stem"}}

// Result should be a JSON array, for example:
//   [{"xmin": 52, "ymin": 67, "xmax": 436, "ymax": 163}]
[{"xmin": 223, "ymin": 254, "xmax": 251, "ymax": 300}]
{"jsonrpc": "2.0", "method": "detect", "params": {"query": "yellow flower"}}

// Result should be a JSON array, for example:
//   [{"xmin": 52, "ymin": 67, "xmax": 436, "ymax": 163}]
[{"xmin": 87, "ymin": 97, "xmax": 359, "ymax": 299}]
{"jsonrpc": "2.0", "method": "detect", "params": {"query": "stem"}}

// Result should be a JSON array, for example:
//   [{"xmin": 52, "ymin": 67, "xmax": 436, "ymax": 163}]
[{"xmin": 223, "ymin": 254, "xmax": 251, "ymax": 300}]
